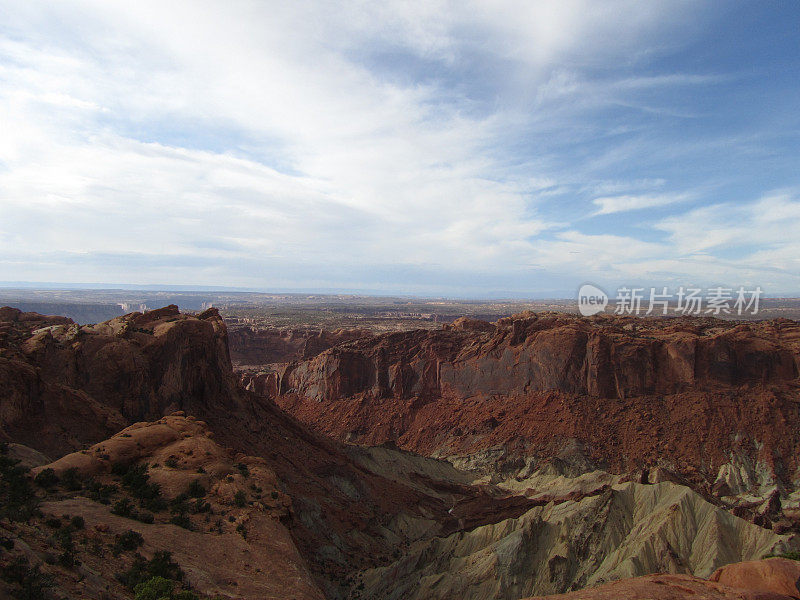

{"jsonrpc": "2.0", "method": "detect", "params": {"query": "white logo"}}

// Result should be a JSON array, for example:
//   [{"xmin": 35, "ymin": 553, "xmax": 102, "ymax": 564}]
[{"xmin": 578, "ymin": 284, "xmax": 608, "ymax": 316}]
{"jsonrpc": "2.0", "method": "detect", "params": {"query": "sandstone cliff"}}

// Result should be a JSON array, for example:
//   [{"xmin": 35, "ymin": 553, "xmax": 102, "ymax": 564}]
[{"xmin": 274, "ymin": 314, "xmax": 800, "ymax": 509}]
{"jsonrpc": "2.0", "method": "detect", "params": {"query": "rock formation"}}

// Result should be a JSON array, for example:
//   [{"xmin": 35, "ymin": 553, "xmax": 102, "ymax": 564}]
[
  {"xmin": 3, "ymin": 305, "xmax": 800, "ymax": 600},
  {"xmin": 272, "ymin": 313, "xmax": 800, "ymax": 519},
  {"xmin": 526, "ymin": 558, "xmax": 800, "ymax": 599}
]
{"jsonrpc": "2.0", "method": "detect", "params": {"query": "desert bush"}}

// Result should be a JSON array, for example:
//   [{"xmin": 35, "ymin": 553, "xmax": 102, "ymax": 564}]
[
  {"xmin": 134, "ymin": 575, "xmax": 173, "ymax": 600},
  {"xmin": 169, "ymin": 514, "xmax": 193, "ymax": 530},
  {"xmin": 112, "ymin": 497, "xmax": 135, "ymax": 518},
  {"xmin": 33, "ymin": 469, "xmax": 59, "ymax": 490},
  {"xmin": 86, "ymin": 479, "xmax": 118, "ymax": 504},
  {"xmin": 0, "ymin": 446, "xmax": 39, "ymax": 521},
  {"xmin": 117, "ymin": 551, "xmax": 184, "ymax": 590},
  {"xmin": 136, "ymin": 511, "xmax": 155, "ymax": 524},
  {"xmin": 113, "ymin": 530, "xmax": 144, "ymax": 555},
  {"xmin": 60, "ymin": 467, "xmax": 82, "ymax": 491},
  {"xmin": 1, "ymin": 555, "xmax": 55, "ymax": 600},
  {"xmin": 764, "ymin": 551, "xmax": 800, "ymax": 561},
  {"xmin": 170, "ymin": 493, "xmax": 190, "ymax": 514},
  {"xmin": 187, "ymin": 480, "xmax": 205, "ymax": 498}
]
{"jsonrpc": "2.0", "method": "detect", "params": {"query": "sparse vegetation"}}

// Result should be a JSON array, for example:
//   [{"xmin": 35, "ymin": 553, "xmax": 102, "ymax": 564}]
[
  {"xmin": 60, "ymin": 467, "xmax": 82, "ymax": 491},
  {"xmin": 0, "ymin": 442, "xmax": 40, "ymax": 521},
  {"xmin": 1, "ymin": 555, "xmax": 55, "ymax": 600},
  {"xmin": 235, "ymin": 523, "xmax": 247, "ymax": 539},
  {"xmin": 233, "ymin": 490, "xmax": 246, "ymax": 508},
  {"xmin": 764, "ymin": 551, "xmax": 800, "ymax": 561},
  {"xmin": 86, "ymin": 478, "xmax": 118, "ymax": 504},
  {"xmin": 187, "ymin": 479, "xmax": 206, "ymax": 498},
  {"xmin": 33, "ymin": 468, "xmax": 59, "ymax": 490},
  {"xmin": 53, "ymin": 526, "xmax": 78, "ymax": 568},
  {"xmin": 116, "ymin": 550, "xmax": 184, "ymax": 590},
  {"xmin": 169, "ymin": 513, "xmax": 193, "ymax": 530},
  {"xmin": 113, "ymin": 529, "xmax": 144, "ymax": 556},
  {"xmin": 112, "ymin": 497, "xmax": 135, "ymax": 518}
]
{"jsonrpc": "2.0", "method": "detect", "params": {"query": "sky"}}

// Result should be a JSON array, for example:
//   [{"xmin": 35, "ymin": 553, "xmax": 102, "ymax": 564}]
[{"xmin": 1, "ymin": 1, "xmax": 799, "ymax": 298}]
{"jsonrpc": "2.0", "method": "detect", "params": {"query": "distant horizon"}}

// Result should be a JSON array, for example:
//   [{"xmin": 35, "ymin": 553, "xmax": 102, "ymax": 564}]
[{"xmin": 3, "ymin": 281, "xmax": 800, "ymax": 303}]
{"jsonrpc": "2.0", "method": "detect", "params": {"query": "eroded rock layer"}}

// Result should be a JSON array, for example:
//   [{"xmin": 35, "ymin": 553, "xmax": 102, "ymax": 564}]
[{"xmin": 272, "ymin": 314, "xmax": 800, "ymax": 507}]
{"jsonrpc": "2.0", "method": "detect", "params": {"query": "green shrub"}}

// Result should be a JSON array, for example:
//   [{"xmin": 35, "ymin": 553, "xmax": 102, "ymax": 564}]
[
  {"xmin": 86, "ymin": 479, "xmax": 118, "ymax": 504},
  {"xmin": 764, "ymin": 551, "xmax": 800, "ymax": 561},
  {"xmin": 233, "ymin": 491, "xmax": 246, "ymax": 508},
  {"xmin": 1, "ymin": 555, "xmax": 55, "ymax": 600},
  {"xmin": 33, "ymin": 468, "xmax": 59, "ymax": 489},
  {"xmin": 136, "ymin": 511, "xmax": 155, "ymax": 524},
  {"xmin": 0, "ymin": 448, "xmax": 39, "ymax": 521},
  {"xmin": 140, "ymin": 495, "xmax": 167, "ymax": 513},
  {"xmin": 70, "ymin": 515, "xmax": 85, "ymax": 530},
  {"xmin": 113, "ymin": 530, "xmax": 144, "ymax": 555},
  {"xmin": 187, "ymin": 480, "xmax": 205, "ymax": 498},
  {"xmin": 116, "ymin": 550, "xmax": 183, "ymax": 590},
  {"xmin": 112, "ymin": 497, "xmax": 135, "ymax": 518},
  {"xmin": 61, "ymin": 467, "xmax": 82, "ymax": 491},
  {"xmin": 170, "ymin": 493, "xmax": 190, "ymax": 515},
  {"xmin": 134, "ymin": 575, "xmax": 173, "ymax": 600},
  {"xmin": 169, "ymin": 514, "xmax": 193, "ymax": 530},
  {"xmin": 111, "ymin": 462, "xmax": 130, "ymax": 476},
  {"xmin": 235, "ymin": 463, "xmax": 249, "ymax": 478}
]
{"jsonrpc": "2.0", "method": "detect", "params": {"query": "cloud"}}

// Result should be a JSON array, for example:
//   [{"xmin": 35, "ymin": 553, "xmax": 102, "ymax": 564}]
[
  {"xmin": 0, "ymin": 1, "xmax": 796, "ymax": 295},
  {"xmin": 592, "ymin": 193, "xmax": 693, "ymax": 215}
]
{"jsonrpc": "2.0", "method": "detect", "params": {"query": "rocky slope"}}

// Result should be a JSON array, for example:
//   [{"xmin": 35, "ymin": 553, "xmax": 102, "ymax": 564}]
[
  {"xmin": 270, "ymin": 314, "xmax": 800, "ymax": 524},
  {"xmin": 0, "ymin": 304, "xmax": 236, "ymax": 456},
  {"xmin": 0, "ymin": 305, "xmax": 495, "ymax": 597},
  {"xmin": 17, "ymin": 414, "xmax": 323, "ymax": 599},
  {"xmin": 527, "ymin": 557, "xmax": 800, "ymax": 599},
  {"xmin": 354, "ymin": 480, "xmax": 789, "ymax": 600},
  {"xmin": 3, "ymin": 305, "xmax": 800, "ymax": 600},
  {"xmin": 228, "ymin": 325, "xmax": 370, "ymax": 368}
]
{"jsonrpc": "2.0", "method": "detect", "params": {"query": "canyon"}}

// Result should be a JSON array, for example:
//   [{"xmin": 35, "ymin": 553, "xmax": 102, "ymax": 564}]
[{"xmin": 2, "ymin": 305, "xmax": 800, "ymax": 599}]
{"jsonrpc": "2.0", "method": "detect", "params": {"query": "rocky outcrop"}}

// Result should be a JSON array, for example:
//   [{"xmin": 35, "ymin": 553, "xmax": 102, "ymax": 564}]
[
  {"xmin": 5, "ymin": 305, "xmax": 800, "ymax": 600},
  {"xmin": 228, "ymin": 325, "xmax": 371, "ymax": 367},
  {"xmin": 275, "ymin": 314, "xmax": 800, "ymax": 507},
  {"xmin": 525, "ymin": 558, "xmax": 800, "ymax": 599},
  {"xmin": 709, "ymin": 558, "xmax": 800, "ymax": 598},
  {"xmin": 0, "ymin": 305, "xmax": 236, "ymax": 456},
  {"xmin": 282, "ymin": 314, "xmax": 800, "ymax": 403},
  {"xmin": 354, "ymin": 481, "xmax": 790, "ymax": 600},
  {"xmin": 11, "ymin": 414, "xmax": 321, "ymax": 600},
  {"xmin": 2, "ymin": 305, "xmax": 567, "ymax": 598}
]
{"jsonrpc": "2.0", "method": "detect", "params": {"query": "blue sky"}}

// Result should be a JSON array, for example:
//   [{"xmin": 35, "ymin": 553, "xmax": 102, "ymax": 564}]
[{"xmin": 0, "ymin": 1, "xmax": 798, "ymax": 297}]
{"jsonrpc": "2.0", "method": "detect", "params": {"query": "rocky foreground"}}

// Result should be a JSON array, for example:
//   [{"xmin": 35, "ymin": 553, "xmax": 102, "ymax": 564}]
[{"xmin": 2, "ymin": 305, "xmax": 800, "ymax": 599}]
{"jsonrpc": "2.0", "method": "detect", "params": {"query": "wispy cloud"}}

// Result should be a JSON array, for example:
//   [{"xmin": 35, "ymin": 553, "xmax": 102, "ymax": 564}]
[{"xmin": 592, "ymin": 192, "xmax": 693, "ymax": 215}]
